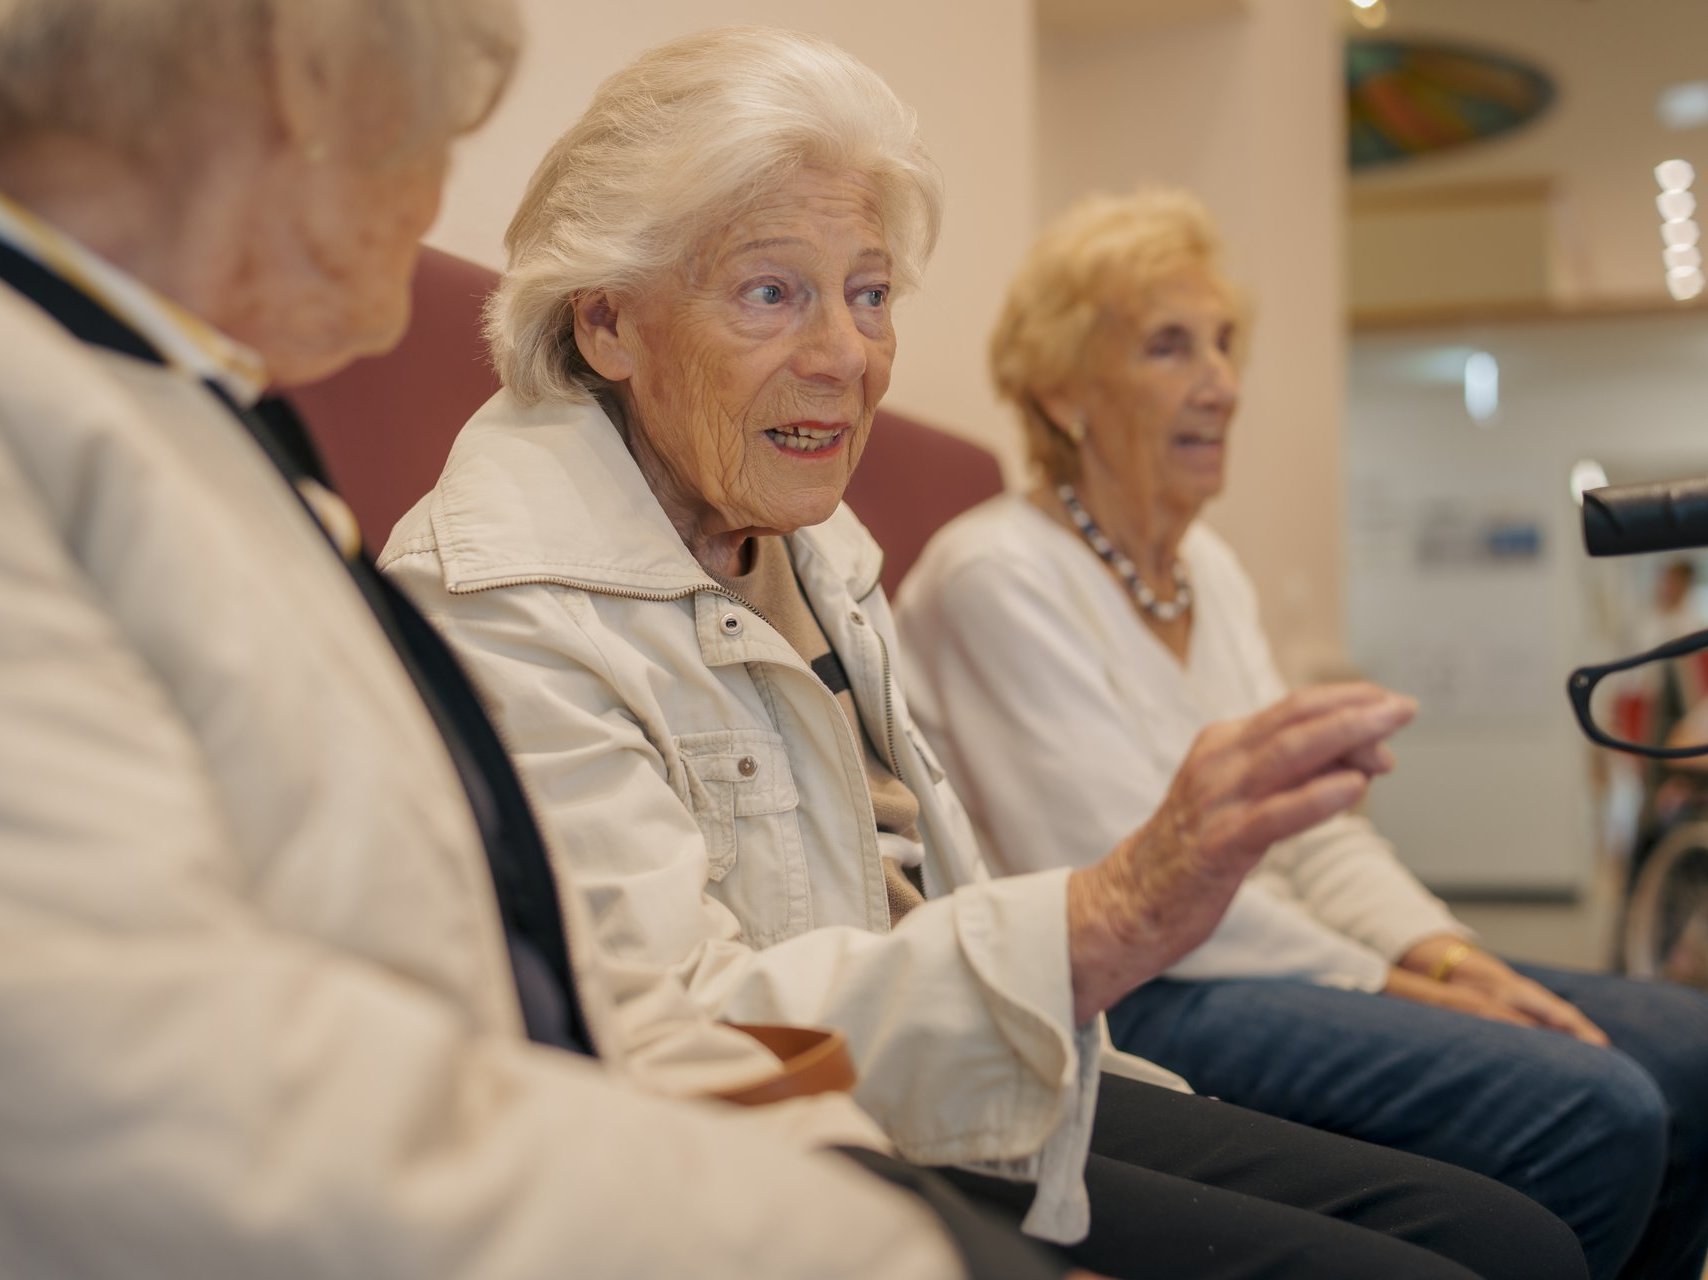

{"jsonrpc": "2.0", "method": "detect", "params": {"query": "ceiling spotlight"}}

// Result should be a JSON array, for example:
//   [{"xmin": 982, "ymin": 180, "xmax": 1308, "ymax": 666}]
[
  {"xmin": 1657, "ymin": 158, "xmax": 1698, "ymax": 191},
  {"xmin": 1464, "ymin": 351, "xmax": 1499, "ymax": 425},
  {"xmin": 1659, "ymin": 81, "xmax": 1708, "ymax": 132},
  {"xmin": 1662, "ymin": 220, "xmax": 1701, "ymax": 248},
  {"xmin": 1348, "ymin": 0, "xmax": 1388, "ymax": 29},
  {"xmin": 1657, "ymin": 162, "xmax": 1704, "ymax": 302},
  {"xmin": 1667, "ymin": 268, "xmax": 1705, "ymax": 302},
  {"xmin": 1658, "ymin": 189, "xmax": 1698, "ymax": 220},
  {"xmin": 1570, "ymin": 459, "xmax": 1609, "ymax": 507}
]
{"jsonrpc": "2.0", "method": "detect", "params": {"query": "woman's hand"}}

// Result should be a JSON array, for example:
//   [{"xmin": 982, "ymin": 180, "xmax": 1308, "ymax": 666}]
[
  {"xmin": 1067, "ymin": 683, "xmax": 1416, "ymax": 1023},
  {"xmin": 1390, "ymin": 935, "xmax": 1610, "ymax": 1046},
  {"xmin": 1382, "ymin": 966, "xmax": 1541, "ymax": 1027}
]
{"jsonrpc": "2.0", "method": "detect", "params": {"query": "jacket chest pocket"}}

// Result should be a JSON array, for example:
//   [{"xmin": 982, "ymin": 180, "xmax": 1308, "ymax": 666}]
[
  {"xmin": 674, "ymin": 728, "xmax": 810, "ymax": 945},
  {"xmin": 674, "ymin": 729, "xmax": 800, "ymax": 882}
]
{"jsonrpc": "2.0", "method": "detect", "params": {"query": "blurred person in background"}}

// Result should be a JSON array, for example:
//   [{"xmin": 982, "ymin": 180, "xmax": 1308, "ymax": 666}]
[
  {"xmin": 897, "ymin": 187, "xmax": 1708, "ymax": 1280},
  {"xmin": 385, "ymin": 28, "xmax": 1586, "ymax": 1280},
  {"xmin": 0, "ymin": 2, "xmax": 1107, "ymax": 1276}
]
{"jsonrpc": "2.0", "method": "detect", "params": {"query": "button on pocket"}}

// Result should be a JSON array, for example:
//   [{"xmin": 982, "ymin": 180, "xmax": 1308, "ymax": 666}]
[{"xmin": 674, "ymin": 729, "xmax": 798, "ymax": 883}]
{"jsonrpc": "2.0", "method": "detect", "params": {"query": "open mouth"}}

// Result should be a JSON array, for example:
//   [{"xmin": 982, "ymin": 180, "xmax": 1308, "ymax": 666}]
[
  {"xmin": 764, "ymin": 423, "xmax": 847, "ymax": 455},
  {"xmin": 1173, "ymin": 430, "xmax": 1226, "ymax": 453}
]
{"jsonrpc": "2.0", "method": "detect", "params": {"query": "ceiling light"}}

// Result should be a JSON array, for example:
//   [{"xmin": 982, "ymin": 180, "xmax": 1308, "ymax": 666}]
[
  {"xmin": 1464, "ymin": 351, "xmax": 1499, "ymax": 425},
  {"xmin": 1659, "ymin": 81, "xmax": 1708, "ymax": 131},
  {"xmin": 1570, "ymin": 459, "xmax": 1609, "ymax": 506},
  {"xmin": 1348, "ymin": 0, "xmax": 1388, "ymax": 29},
  {"xmin": 1667, "ymin": 268, "xmax": 1705, "ymax": 301},
  {"xmin": 1663, "ymin": 220, "xmax": 1701, "ymax": 248},
  {"xmin": 1657, "ymin": 162, "xmax": 1704, "ymax": 303},
  {"xmin": 1658, "ymin": 189, "xmax": 1698, "ymax": 220},
  {"xmin": 1657, "ymin": 158, "xmax": 1697, "ymax": 192}
]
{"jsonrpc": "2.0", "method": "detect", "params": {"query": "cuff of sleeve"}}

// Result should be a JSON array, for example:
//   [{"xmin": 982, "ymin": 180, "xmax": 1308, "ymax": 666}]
[
  {"xmin": 1365, "ymin": 911, "xmax": 1474, "ymax": 967},
  {"xmin": 952, "ymin": 868, "xmax": 1097, "ymax": 1245}
]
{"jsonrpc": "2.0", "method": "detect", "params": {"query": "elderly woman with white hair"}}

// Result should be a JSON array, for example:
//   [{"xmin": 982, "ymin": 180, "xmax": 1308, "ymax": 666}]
[
  {"xmin": 0, "ymin": 3, "xmax": 1125, "ymax": 1277},
  {"xmin": 895, "ymin": 188, "xmax": 1708, "ymax": 1280},
  {"xmin": 383, "ymin": 27, "xmax": 1587, "ymax": 1280}
]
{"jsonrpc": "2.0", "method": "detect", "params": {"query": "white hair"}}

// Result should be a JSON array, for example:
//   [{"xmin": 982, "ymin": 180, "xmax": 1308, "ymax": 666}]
[
  {"xmin": 0, "ymin": 0, "xmax": 520, "ymax": 163},
  {"xmin": 489, "ymin": 26, "xmax": 944, "ymax": 406}
]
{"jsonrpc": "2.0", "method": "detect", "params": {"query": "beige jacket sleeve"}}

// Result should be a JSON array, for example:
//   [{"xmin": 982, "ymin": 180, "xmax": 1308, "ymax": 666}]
[{"xmin": 0, "ymin": 430, "xmax": 963, "ymax": 1280}]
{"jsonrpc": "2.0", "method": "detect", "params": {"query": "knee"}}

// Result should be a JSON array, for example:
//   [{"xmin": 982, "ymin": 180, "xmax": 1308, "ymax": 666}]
[
  {"xmin": 1573, "ymin": 1052, "xmax": 1668, "ymax": 1176},
  {"xmin": 1452, "ymin": 1173, "xmax": 1592, "ymax": 1280}
]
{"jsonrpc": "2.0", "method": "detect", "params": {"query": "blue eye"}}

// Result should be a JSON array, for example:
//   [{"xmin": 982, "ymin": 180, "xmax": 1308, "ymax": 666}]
[
  {"xmin": 854, "ymin": 285, "xmax": 889, "ymax": 308},
  {"xmin": 745, "ymin": 282, "xmax": 786, "ymax": 305}
]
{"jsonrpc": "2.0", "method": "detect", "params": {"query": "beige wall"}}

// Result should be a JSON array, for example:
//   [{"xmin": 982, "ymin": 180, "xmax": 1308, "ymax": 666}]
[
  {"xmin": 1038, "ymin": 0, "xmax": 1348, "ymax": 680},
  {"xmin": 427, "ymin": 0, "xmax": 1036, "ymax": 453}
]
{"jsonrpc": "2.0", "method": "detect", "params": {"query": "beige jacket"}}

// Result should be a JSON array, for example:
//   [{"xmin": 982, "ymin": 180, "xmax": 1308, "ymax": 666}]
[
  {"xmin": 382, "ymin": 393, "xmax": 1121, "ymax": 1243},
  {"xmin": 0, "ymin": 280, "xmax": 966, "ymax": 1280}
]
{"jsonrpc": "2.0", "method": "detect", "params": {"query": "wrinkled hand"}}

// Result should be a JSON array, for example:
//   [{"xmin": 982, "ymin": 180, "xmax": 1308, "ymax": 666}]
[
  {"xmin": 1392, "ymin": 937, "xmax": 1609, "ymax": 1046},
  {"xmin": 1067, "ymin": 683, "xmax": 1416, "ymax": 1023}
]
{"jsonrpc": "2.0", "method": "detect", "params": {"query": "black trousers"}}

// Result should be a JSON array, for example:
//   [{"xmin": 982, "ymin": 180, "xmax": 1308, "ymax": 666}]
[{"xmin": 937, "ymin": 1073, "xmax": 1590, "ymax": 1280}]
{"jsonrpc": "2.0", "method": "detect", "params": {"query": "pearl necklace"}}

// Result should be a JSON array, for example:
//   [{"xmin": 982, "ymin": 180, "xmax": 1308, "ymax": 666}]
[{"xmin": 1057, "ymin": 483, "xmax": 1193, "ymax": 623}]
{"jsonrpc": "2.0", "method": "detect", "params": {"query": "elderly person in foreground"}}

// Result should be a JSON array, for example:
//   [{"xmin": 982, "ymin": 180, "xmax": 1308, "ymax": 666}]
[
  {"xmin": 0, "ymin": 2, "xmax": 1110, "ymax": 1277},
  {"xmin": 895, "ymin": 188, "xmax": 1708, "ymax": 1280},
  {"xmin": 382, "ymin": 28, "xmax": 1587, "ymax": 1280}
]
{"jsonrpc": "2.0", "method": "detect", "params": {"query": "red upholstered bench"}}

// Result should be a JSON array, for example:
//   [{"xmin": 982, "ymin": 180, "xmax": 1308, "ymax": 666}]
[{"xmin": 291, "ymin": 247, "xmax": 1003, "ymax": 593}]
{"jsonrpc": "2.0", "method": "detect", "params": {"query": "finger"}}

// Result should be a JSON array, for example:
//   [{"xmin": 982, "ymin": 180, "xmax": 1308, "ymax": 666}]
[
  {"xmin": 1237, "ymin": 682, "xmax": 1403, "ymax": 742},
  {"xmin": 1507, "ymin": 988, "xmax": 1611, "ymax": 1046},
  {"xmin": 1241, "ymin": 695, "xmax": 1416, "ymax": 799},
  {"xmin": 1222, "ymin": 768, "xmax": 1370, "ymax": 856},
  {"xmin": 1342, "ymin": 741, "xmax": 1397, "ymax": 777},
  {"xmin": 1472, "ymin": 998, "xmax": 1542, "ymax": 1029},
  {"xmin": 1556, "ymin": 1011, "xmax": 1611, "ymax": 1047}
]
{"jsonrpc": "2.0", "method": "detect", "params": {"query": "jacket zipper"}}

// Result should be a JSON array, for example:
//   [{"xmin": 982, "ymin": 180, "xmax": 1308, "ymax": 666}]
[
  {"xmin": 452, "ymin": 573, "xmax": 774, "ymax": 627},
  {"xmin": 870, "ymin": 624, "xmax": 903, "ymax": 778}
]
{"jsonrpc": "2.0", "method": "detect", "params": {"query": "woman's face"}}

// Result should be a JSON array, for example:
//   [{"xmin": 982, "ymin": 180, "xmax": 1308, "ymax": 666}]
[
  {"xmin": 1064, "ymin": 266, "xmax": 1240, "ymax": 524},
  {"xmin": 238, "ymin": 140, "xmax": 450, "ymax": 386},
  {"xmin": 603, "ymin": 168, "xmax": 896, "ymax": 543}
]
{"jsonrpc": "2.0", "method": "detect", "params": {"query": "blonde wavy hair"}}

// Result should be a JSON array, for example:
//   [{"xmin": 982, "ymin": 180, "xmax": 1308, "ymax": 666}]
[
  {"xmin": 488, "ymin": 26, "xmax": 944, "ymax": 406},
  {"xmin": 991, "ymin": 188, "xmax": 1242, "ymax": 486}
]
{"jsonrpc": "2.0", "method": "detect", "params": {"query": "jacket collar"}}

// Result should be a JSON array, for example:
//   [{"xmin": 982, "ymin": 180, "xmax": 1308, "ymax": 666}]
[
  {"xmin": 423, "ymin": 390, "xmax": 884, "ymax": 600},
  {"xmin": 0, "ymin": 189, "xmax": 267, "ymax": 404}
]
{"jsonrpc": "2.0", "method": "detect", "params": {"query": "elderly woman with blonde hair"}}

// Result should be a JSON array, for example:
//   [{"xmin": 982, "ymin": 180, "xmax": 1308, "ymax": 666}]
[
  {"xmin": 0, "ymin": 2, "xmax": 1124, "ymax": 1276},
  {"xmin": 384, "ymin": 27, "xmax": 1589, "ymax": 1280},
  {"xmin": 896, "ymin": 187, "xmax": 1708, "ymax": 1280}
]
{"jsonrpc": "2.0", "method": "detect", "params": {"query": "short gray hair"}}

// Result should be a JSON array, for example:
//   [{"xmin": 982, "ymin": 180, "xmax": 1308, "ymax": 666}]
[
  {"xmin": 490, "ymin": 26, "xmax": 944, "ymax": 406},
  {"xmin": 0, "ymin": 0, "xmax": 520, "ymax": 163}
]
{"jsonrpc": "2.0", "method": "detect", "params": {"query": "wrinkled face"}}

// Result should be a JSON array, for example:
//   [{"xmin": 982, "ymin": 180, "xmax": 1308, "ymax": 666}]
[
  {"xmin": 246, "ymin": 141, "xmax": 449, "ymax": 386},
  {"xmin": 1071, "ymin": 266, "xmax": 1239, "ymax": 523},
  {"xmin": 611, "ymin": 168, "xmax": 896, "ymax": 541}
]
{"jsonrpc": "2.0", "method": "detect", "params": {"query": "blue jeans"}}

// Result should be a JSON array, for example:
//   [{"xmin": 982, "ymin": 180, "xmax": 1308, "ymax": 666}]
[{"xmin": 1108, "ymin": 963, "xmax": 1708, "ymax": 1280}]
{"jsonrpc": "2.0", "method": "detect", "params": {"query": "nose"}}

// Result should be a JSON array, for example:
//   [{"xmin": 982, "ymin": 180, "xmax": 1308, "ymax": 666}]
[
  {"xmin": 793, "ymin": 296, "xmax": 868, "ymax": 385},
  {"xmin": 1198, "ymin": 346, "xmax": 1239, "ymax": 409}
]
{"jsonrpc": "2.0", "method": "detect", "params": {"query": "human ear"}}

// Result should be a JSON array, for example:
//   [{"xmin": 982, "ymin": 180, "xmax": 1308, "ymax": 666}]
[
  {"xmin": 1037, "ymin": 389, "xmax": 1088, "ymax": 444},
  {"xmin": 572, "ymin": 290, "xmax": 637, "ymax": 383}
]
